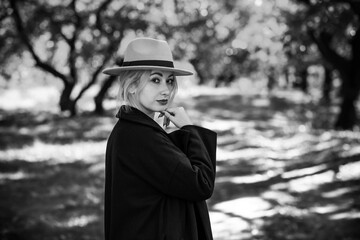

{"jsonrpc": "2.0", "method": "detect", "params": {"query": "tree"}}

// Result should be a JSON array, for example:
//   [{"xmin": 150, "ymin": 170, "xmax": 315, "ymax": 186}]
[
  {"xmin": 6, "ymin": 0, "xmax": 149, "ymax": 115},
  {"xmin": 0, "ymin": 0, "xmax": 25, "ymax": 81},
  {"xmin": 281, "ymin": 3, "xmax": 323, "ymax": 93},
  {"xmin": 291, "ymin": 0, "xmax": 360, "ymax": 129},
  {"xmin": 94, "ymin": 57, "xmax": 122, "ymax": 114},
  {"xmin": 153, "ymin": 0, "xmax": 239, "ymax": 85},
  {"xmin": 216, "ymin": 0, "xmax": 288, "ymax": 87},
  {"xmin": 322, "ymin": 65, "xmax": 334, "ymax": 103}
]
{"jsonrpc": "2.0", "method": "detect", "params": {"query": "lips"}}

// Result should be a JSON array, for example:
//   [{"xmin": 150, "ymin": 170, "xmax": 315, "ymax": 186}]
[{"xmin": 157, "ymin": 99, "xmax": 168, "ymax": 105}]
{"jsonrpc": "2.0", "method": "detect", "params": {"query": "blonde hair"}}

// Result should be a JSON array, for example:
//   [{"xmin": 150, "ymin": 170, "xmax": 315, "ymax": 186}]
[{"xmin": 117, "ymin": 70, "xmax": 178, "ymax": 113}]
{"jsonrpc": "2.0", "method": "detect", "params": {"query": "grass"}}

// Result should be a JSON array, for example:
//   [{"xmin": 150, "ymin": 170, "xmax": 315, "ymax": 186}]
[{"xmin": 0, "ymin": 85, "xmax": 360, "ymax": 240}]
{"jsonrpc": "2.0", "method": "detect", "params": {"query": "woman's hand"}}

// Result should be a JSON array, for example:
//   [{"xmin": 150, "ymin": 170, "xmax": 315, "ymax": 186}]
[{"xmin": 160, "ymin": 107, "xmax": 193, "ymax": 128}]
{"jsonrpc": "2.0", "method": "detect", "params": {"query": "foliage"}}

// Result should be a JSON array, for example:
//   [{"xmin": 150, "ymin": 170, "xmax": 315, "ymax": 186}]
[
  {"xmin": 4, "ymin": 0, "xmax": 151, "ymax": 115},
  {"xmin": 285, "ymin": 0, "xmax": 360, "ymax": 129},
  {"xmin": 1, "ymin": 0, "xmax": 292, "ymax": 90},
  {"xmin": 285, "ymin": 0, "xmax": 357, "ymax": 66},
  {"xmin": 154, "ymin": 0, "xmax": 291, "ymax": 85},
  {"xmin": 0, "ymin": 0, "xmax": 24, "ymax": 79},
  {"xmin": 1, "ymin": 0, "xmax": 360, "ymax": 130},
  {"xmin": 280, "ymin": 2, "xmax": 322, "ymax": 69}
]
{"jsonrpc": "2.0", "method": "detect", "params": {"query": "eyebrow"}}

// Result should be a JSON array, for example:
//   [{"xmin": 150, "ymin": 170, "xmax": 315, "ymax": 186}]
[
  {"xmin": 150, "ymin": 72, "xmax": 174, "ymax": 78},
  {"xmin": 150, "ymin": 72, "xmax": 163, "ymax": 77}
]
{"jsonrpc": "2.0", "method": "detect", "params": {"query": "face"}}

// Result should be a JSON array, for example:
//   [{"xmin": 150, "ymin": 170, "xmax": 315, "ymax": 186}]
[{"xmin": 134, "ymin": 70, "xmax": 176, "ymax": 116}]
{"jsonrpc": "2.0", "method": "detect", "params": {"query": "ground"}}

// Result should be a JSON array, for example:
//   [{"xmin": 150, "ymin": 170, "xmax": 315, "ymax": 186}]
[{"xmin": 0, "ymin": 85, "xmax": 359, "ymax": 240}]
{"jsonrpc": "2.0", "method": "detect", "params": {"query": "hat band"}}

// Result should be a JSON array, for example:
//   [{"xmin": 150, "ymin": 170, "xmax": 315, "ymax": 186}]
[{"xmin": 122, "ymin": 60, "xmax": 174, "ymax": 68}]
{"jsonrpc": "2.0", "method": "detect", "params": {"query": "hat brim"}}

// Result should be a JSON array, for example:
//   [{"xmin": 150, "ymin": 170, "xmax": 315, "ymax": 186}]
[{"xmin": 102, "ymin": 66, "xmax": 193, "ymax": 76}]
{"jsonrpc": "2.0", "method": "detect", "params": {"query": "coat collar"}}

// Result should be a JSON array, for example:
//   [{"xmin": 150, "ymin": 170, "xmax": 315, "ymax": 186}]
[{"xmin": 116, "ymin": 105, "xmax": 166, "ymax": 132}]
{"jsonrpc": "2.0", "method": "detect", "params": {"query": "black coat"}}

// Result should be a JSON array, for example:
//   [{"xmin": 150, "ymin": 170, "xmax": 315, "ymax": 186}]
[{"xmin": 104, "ymin": 106, "xmax": 217, "ymax": 240}]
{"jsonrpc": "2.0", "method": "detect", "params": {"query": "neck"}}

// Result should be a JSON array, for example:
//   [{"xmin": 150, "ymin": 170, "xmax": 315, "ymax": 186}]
[{"xmin": 145, "ymin": 111, "xmax": 155, "ymax": 119}]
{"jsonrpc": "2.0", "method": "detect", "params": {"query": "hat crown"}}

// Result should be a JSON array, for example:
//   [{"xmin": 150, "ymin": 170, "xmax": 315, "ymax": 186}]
[
  {"xmin": 102, "ymin": 37, "xmax": 193, "ymax": 76},
  {"xmin": 124, "ymin": 38, "xmax": 174, "ymax": 62}
]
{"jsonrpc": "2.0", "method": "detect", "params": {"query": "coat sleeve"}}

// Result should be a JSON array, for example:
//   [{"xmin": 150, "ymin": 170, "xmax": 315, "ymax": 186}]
[{"xmin": 117, "ymin": 124, "xmax": 217, "ymax": 202}]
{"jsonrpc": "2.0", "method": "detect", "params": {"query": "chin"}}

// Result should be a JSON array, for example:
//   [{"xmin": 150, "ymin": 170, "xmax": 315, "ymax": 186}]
[
  {"xmin": 156, "ymin": 104, "xmax": 169, "ymax": 110},
  {"xmin": 156, "ymin": 106, "xmax": 168, "ymax": 112}
]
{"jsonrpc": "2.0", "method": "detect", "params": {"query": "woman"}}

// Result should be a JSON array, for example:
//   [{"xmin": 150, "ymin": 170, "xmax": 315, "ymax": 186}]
[{"xmin": 102, "ymin": 38, "xmax": 217, "ymax": 240}]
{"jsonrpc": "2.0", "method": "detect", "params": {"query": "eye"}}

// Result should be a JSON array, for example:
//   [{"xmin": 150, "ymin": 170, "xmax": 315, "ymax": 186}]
[
  {"xmin": 166, "ymin": 78, "xmax": 175, "ymax": 85},
  {"xmin": 150, "ymin": 77, "xmax": 161, "ymax": 83}
]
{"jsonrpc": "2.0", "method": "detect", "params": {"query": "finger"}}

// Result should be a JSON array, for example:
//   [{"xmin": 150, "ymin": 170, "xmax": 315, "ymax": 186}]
[
  {"xmin": 158, "ymin": 112, "xmax": 164, "ymax": 118},
  {"xmin": 163, "ymin": 111, "xmax": 174, "ymax": 119},
  {"xmin": 166, "ymin": 110, "xmax": 175, "ymax": 116},
  {"xmin": 163, "ymin": 116, "xmax": 170, "ymax": 128},
  {"xmin": 165, "ymin": 107, "xmax": 177, "ymax": 116}
]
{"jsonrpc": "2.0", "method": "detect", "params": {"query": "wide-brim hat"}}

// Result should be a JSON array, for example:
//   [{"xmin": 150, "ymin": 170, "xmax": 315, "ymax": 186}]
[{"xmin": 102, "ymin": 38, "xmax": 193, "ymax": 76}]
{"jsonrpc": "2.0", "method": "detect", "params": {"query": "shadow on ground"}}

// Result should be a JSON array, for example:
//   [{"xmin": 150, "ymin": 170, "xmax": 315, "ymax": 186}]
[
  {"xmin": 0, "ymin": 91, "xmax": 359, "ymax": 240},
  {"xmin": 0, "ymin": 109, "xmax": 116, "ymax": 150},
  {"xmin": 192, "ymin": 92, "xmax": 360, "ymax": 240},
  {"xmin": 0, "ymin": 159, "xmax": 104, "ymax": 240}
]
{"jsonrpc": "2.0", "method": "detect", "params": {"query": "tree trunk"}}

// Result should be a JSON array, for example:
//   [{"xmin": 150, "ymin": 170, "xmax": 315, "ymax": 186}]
[
  {"xmin": 335, "ymin": 67, "xmax": 360, "ymax": 130},
  {"xmin": 267, "ymin": 66, "xmax": 276, "ymax": 92},
  {"xmin": 94, "ymin": 76, "xmax": 117, "ymax": 114},
  {"xmin": 322, "ymin": 65, "xmax": 333, "ymax": 103},
  {"xmin": 299, "ymin": 67, "xmax": 308, "ymax": 93},
  {"xmin": 189, "ymin": 58, "xmax": 206, "ymax": 85},
  {"xmin": 335, "ymin": 28, "xmax": 360, "ymax": 129},
  {"xmin": 335, "ymin": 95, "xmax": 357, "ymax": 130},
  {"xmin": 305, "ymin": 3, "xmax": 360, "ymax": 130},
  {"xmin": 59, "ymin": 83, "xmax": 77, "ymax": 116},
  {"xmin": 283, "ymin": 68, "xmax": 290, "ymax": 89}
]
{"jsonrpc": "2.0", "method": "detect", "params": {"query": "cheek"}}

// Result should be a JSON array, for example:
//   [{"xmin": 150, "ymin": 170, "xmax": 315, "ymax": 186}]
[{"xmin": 137, "ymin": 87, "xmax": 155, "ymax": 102}]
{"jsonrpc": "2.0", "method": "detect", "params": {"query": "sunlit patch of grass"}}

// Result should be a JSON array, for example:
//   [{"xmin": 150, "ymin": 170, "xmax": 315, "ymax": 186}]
[
  {"xmin": 287, "ymin": 171, "xmax": 335, "ymax": 193},
  {"xmin": 210, "ymin": 211, "xmax": 250, "ymax": 240},
  {"xmin": 282, "ymin": 164, "xmax": 329, "ymax": 179},
  {"xmin": 0, "ymin": 140, "xmax": 106, "ymax": 163},
  {"xmin": 261, "ymin": 190, "xmax": 297, "ymax": 205},
  {"xmin": 0, "ymin": 170, "xmax": 30, "ymax": 182},
  {"xmin": 329, "ymin": 211, "xmax": 360, "ymax": 220},
  {"xmin": 322, "ymin": 187, "xmax": 357, "ymax": 199},
  {"xmin": 0, "ymin": 86, "xmax": 59, "ymax": 111},
  {"xmin": 216, "ymin": 173, "xmax": 277, "ymax": 185},
  {"xmin": 213, "ymin": 197, "xmax": 274, "ymax": 219},
  {"xmin": 337, "ymin": 161, "xmax": 360, "ymax": 181},
  {"xmin": 42, "ymin": 214, "xmax": 99, "ymax": 228}
]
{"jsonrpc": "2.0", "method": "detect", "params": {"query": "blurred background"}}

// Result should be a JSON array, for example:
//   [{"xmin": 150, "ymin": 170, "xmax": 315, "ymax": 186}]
[{"xmin": 0, "ymin": 0, "xmax": 360, "ymax": 239}]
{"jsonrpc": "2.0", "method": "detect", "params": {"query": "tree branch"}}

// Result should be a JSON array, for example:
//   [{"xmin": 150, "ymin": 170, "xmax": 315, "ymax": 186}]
[
  {"xmin": 68, "ymin": 0, "xmax": 81, "ymax": 84},
  {"xmin": 59, "ymin": 30, "xmax": 71, "ymax": 45},
  {"xmin": 75, "ymin": 0, "xmax": 125, "ymax": 103},
  {"xmin": 0, "ymin": 0, "xmax": 11, "ymax": 22},
  {"xmin": 74, "ymin": 30, "xmax": 123, "ymax": 102},
  {"xmin": 96, "ymin": 0, "xmax": 113, "ymax": 31},
  {"xmin": 9, "ymin": 0, "xmax": 68, "ymax": 83}
]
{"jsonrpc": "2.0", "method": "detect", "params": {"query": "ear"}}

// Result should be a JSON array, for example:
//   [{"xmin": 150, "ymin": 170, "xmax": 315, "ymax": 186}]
[{"xmin": 129, "ymin": 85, "xmax": 137, "ymax": 94}]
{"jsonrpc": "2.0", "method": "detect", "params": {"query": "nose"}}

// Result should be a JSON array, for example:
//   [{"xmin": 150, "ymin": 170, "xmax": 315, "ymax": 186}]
[{"xmin": 160, "ymin": 81, "xmax": 170, "ymax": 96}]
